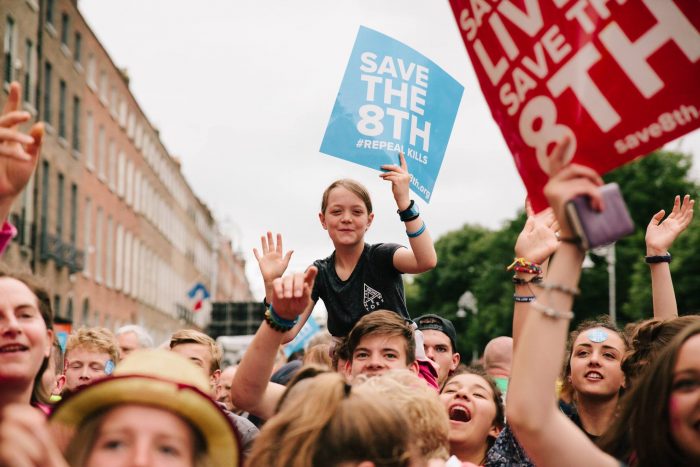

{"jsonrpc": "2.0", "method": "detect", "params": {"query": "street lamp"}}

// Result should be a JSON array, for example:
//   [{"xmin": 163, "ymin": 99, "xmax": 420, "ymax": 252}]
[
  {"xmin": 457, "ymin": 291, "xmax": 479, "ymax": 361},
  {"xmin": 583, "ymin": 243, "xmax": 617, "ymax": 323}
]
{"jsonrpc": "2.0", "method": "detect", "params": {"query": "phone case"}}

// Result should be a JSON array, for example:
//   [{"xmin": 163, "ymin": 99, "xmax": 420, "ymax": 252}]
[{"xmin": 565, "ymin": 183, "xmax": 635, "ymax": 249}]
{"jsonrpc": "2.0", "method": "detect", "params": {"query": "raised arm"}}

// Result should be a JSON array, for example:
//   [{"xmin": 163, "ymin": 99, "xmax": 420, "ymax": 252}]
[
  {"xmin": 0, "ymin": 82, "xmax": 44, "ymax": 227},
  {"xmin": 231, "ymin": 267, "xmax": 317, "ymax": 420},
  {"xmin": 507, "ymin": 140, "xmax": 618, "ymax": 467},
  {"xmin": 644, "ymin": 195, "xmax": 694, "ymax": 319},
  {"xmin": 253, "ymin": 232, "xmax": 294, "ymax": 303},
  {"xmin": 511, "ymin": 208, "xmax": 559, "ymax": 347},
  {"xmin": 381, "ymin": 152, "xmax": 438, "ymax": 273}
]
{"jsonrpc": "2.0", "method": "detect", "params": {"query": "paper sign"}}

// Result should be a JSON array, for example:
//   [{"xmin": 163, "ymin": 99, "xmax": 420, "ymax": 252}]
[
  {"xmin": 321, "ymin": 26, "xmax": 464, "ymax": 203},
  {"xmin": 449, "ymin": 0, "xmax": 700, "ymax": 211}
]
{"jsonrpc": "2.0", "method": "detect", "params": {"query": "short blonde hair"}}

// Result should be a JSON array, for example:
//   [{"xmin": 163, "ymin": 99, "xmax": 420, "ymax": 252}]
[
  {"xmin": 356, "ymin": 370, "xmax": 450, "ymax": 461},
  {"xmin": 169, "ymin": 329, "xmax": 222, "ymax": 375},
  {"xmin": 66, "ymin": 327, "xmax": 120, "ymax": 365}
]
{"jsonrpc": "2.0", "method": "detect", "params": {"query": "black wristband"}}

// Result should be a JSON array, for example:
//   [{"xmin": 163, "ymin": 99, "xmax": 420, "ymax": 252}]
[
  {"xmin": 398, "ymin": 200, "xmax": 420, "ymax": 222},
  {"xmin": 645, "ymin": 254, "xmax": 672, "ymax": 264}
]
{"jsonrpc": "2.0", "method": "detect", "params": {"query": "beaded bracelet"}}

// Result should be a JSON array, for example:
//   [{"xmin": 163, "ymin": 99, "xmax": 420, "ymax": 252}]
[
  {"xmin": 512, "ymin": 275, "xmax": 543, "ymax": 286},
  {"xmin": 533, "ymin": 281, "xmax": 580, "ymax": 296},
  {"xmin": 506, "ymin": 258, "xmax": 542, "ymax": 275},
  {"xmin": 264, "ymin": 306, "xmax": 298, "ymax": 333},
  {"xmin": 513, "ymin": 295, "xmax": 536, "ymax": 303},
  {"xmin": 531, "ymin": 301, "xmax": 575, "ymax": 320},
  {"xmin": 407, "ymin": 221, "xmax": 427, "ymax": 238}
]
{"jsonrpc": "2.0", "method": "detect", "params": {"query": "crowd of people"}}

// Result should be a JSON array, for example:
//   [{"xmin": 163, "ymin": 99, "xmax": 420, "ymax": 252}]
[{"xmin": 1, "ymin": 78, "xmax": 699, "ymax": 467}]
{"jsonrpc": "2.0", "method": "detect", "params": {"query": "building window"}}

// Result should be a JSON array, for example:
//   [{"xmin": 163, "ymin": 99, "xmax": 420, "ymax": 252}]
[
  {"xmin": 41, "ymin": 161, "xmax": 49, "ymax": 233},
  {"xmin": 58, "ymin": 79, "xmax": 66, "ymax": 138},
  {"xmin": 85, "ymin": 112, "xmax": 94, "ymax": 169},
  {"xmin": 86, "ymin": 54, "xmax": 96, "ymax": 89},
  {"xmin": 60, "ymin": 13, "xmax": 69, "ymax": 46},
  {"xmin": 3, "ymin": 16, "xmax": 15, "ymax": 84},
  {"xmin": 124, "ymin": 231, "xmax": 132, "ymax": 295},
  {"xmin": 115, "ymin": 224, "xmax": 123, "ymax": 290},
  {"xmin": 83, "ymin": 197, "xmax": 91, "ymax": 277},
  {"xmin": 43, "ymin": 62, "xmax": 52, "ymax": 124},
  {"xmin": 97, "ymin": 125, "xmax": 106, "ymax": 180},
  {"xmin": 106, "ymin": 216, "xmax": 113, "ymax": 287},
  {"xmin": 73, "ymin": 31, "xmax": 81, "ymax": 64},
  {"xmin": 125, "ymin": 161, "xmax": 133, "ymax": 205},
  {"xmin": 46, "ymin": 0, "xmax": 55, "ymax": 26},
  {"xmin": 66, "ymin": 298, "xmax": 73, "ymax": 322},
  {"xmin": 108, "ymin": 140, "xmax": 116, "ymax": 190},
  {"xmin": 110, "ymin": 87, "xmax": 118, "ymax": 117},
  {"xmin": 54, "ymin": 295, "xmax": 61, "ymax": 318},
  {"xmin": 95, "ymin": 207, "xmax": 103, "ymax": 283},
  {"xmin": 56, "ymin": 173, "xmax": 64, "ymax": 239},
  {"xmin": 69, "ymin": 183, "xmax": 77, "ymax": 245},
  {"xmin": 81, "ymin": 298, "xmax": 89, "ymax": 325},
  {"xmin": 72, "ymin": 96, "xmax": 80, "ymax": 151},
  {"xmin": 117, "ymin": 151, "xmax": 125, "ymax": 197},
  {"xmin": 99, "ymin": 71, "xmax": 108, "ymax": 104},
  {"xmin": 23, "ymin": 39, "xmax": 35, "ymax": 105}
]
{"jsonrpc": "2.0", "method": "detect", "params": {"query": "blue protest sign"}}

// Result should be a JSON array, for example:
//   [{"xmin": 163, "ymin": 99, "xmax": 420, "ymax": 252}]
[
  {"xmin": 283, "ymin": 317, "xmax": 321, "ymax": 358},
  {"xmin": 321, "ymin": 26, "xmax": 464, "ymax": 203}
]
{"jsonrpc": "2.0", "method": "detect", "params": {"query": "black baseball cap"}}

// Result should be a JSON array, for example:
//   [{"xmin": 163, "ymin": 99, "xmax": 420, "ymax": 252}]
[{"xmin": 414, "ymin": 314, "xmax": 458, "ymax": 353}]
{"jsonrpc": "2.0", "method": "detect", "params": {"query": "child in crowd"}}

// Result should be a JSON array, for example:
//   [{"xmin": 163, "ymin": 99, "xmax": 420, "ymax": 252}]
[{"xmin": 255, "ymin": 153, "xmax": 437, "ymax": 340}]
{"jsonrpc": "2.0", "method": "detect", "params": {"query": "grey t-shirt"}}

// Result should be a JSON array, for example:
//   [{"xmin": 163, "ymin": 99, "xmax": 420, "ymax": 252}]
[{"xmin": 312, "ymin": 243, "xmax": 409, "ymax": 337}]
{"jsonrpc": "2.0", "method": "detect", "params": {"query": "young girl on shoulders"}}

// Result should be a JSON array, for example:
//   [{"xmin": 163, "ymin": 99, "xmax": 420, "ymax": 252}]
[{"xmin": 257, "ymin": 152, "xmax": 437, "ymax": 338}]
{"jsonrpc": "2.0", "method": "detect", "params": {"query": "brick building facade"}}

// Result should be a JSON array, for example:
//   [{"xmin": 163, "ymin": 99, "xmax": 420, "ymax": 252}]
[{"xmin": 1, "ymin": 0, "xmax": 252, "ymax": 343}]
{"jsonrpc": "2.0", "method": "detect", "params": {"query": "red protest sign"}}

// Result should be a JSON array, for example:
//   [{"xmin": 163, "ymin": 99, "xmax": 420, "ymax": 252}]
[{"xmin": 449, "ymin": 0, "xmax": 700, "ymax": 211}]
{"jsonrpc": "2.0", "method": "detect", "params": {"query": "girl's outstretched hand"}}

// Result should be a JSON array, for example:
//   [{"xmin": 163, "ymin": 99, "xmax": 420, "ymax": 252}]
[
  {"xmin": 253, "ymin": 232, "xmax": 293, "ymax": 285},
  {"xmin": 380, "ymin": 152, "xmax": 411, "ymax": 211},
  {"xmin": 515, "ymin": 207, "xmax": 560, "ymax": 265},
  {"xmin": 645, "ymin": 195, "xmax": 694, "ymax": 255}
]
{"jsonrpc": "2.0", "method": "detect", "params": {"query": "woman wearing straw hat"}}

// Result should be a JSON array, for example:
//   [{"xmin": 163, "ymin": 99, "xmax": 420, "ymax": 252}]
[{"xmin": 0, "ymin": 349, "xmax": 241, "ymax": 467}]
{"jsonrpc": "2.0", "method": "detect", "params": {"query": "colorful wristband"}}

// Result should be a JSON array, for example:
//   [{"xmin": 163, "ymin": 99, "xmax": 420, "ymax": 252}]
[{"xmin": 407, "ymin": 221, "xmax": 426, "ymax": 238}]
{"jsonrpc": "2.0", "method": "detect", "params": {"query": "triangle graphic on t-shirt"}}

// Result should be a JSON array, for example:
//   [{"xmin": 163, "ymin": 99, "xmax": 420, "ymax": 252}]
[{"xmin": 363, "ymin": 283, "xmax": 383, "ymax": 311}]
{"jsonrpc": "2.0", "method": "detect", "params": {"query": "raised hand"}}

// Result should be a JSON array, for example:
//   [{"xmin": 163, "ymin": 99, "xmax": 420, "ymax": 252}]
[
  {"xmin": 645, "ymin": 195, "xmax": 694, "ymax": 255},
  {"xmin": 515, "ymin": 207, "xmax": 560, "ymax": 265},
  {"xmin": 270, "ymin": 267, "xmax": 318, "ymax": 321},
  {"xmin": 379, "ymin": 152, "xmax": 411, "ymax": 211},
  {"xmin": 253, "ymin": 232, "xmax": 293, "ymax": 285},
  {"xmin": 543, "ymin": 138, "xmax": 604, "ymax": 238},
  {"xmin": 0, "ymin": 82, "xmax": 44, "ymax": 219}
]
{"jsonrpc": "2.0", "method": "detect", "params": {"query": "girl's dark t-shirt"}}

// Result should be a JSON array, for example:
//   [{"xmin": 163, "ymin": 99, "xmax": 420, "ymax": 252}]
[{"xmin": 312, "ymin": 243, "xmax": 409, "ymax": 337}]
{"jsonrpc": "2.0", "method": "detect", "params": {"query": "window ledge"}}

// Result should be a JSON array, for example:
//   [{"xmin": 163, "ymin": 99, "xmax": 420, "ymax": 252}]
[
  {"xmin": 25, "ymin": 0, "xmax": 39, "ymax": 12},
  {"xmin": 58, "ymin": 136, "xmax": 68, "ymax": 148},
  {"xmin": 71, "ymin": 149, "xmax": 81, "ymax": 160},
  {"xmin": 73, "ymin": 62, "xmax": 83, "ymax": 74},
  {"xmin": 44, "ymin": 123, "xmax": 55, "ymax": 135},
  {"xmin": 22, "ymin": 102, "xmax": 37, "ymax": 116},
  {"xmin": 45, "ymin": 24, "xmax": 57, "ymax": 39},
  {"xmin": 60, "ymin": 44, "xmax": 71, "ymax": 58}
]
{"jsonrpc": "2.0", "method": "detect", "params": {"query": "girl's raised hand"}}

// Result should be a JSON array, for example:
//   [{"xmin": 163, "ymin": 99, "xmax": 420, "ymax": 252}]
[
  {"xmin": 515, "ymin": 207, "xmax": 560, "ymax": 265},
  {"xmin": 379, "ymin": 152, "xmax": 411, "ymax": 211},
  {"xmin": 253, "ymin": 232, "xmax": 293, "ymax": 285},
  {"xmin": 645, "ymin": 195, "xmax": 695, "ymax": 255}
]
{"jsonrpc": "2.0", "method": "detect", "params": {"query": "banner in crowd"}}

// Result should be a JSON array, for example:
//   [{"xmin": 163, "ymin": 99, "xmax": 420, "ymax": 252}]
[
  {"xmin": 284, "ymin": 316, "xmax": 321, "ymax": 358},
  {"xmin": 449, "ymin": 0, "xmax": 700, "ymax": 211},
  {"xmin": 321, "ymin": 26, "xmax": 464, "ymax": 203}
]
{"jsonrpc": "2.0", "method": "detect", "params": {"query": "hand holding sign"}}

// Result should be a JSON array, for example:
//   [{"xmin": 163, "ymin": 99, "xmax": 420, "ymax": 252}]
[{"xmin": 379, "ymin": 152, "xmax": 411, "ymax": 211}]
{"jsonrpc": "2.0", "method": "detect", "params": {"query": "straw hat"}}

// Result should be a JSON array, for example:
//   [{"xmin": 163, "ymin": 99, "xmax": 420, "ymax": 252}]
[{"xmin": 51, "ymin": 348, "xmax": 240, "ymax": 467}]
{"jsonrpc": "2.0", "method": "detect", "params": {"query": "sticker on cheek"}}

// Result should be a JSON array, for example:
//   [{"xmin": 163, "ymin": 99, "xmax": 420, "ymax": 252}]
[
  {"xmin": 587, "ymin": 329, "xmax": 609, "ymax": 343},
  {"xmin": 104, "ymin": 360, "xmax": 115, "ymax": 375}
]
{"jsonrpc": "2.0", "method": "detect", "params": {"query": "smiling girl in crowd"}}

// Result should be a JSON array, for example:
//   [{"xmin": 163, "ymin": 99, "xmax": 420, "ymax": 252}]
[{"xmin": 255, "ymin": 152, "xmax": 437, "ymax": 340}]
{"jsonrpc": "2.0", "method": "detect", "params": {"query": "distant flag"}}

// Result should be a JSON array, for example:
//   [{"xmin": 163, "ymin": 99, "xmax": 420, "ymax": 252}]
[{"xmin": 187, "ymin": 282, "xmax": 211, "ymax": 312}]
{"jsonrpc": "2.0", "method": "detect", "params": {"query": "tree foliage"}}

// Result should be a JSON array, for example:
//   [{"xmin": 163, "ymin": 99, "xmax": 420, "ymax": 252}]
[{"xmin": 406, "ymin": 150, "xmax": 700, "ymax": 361}]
